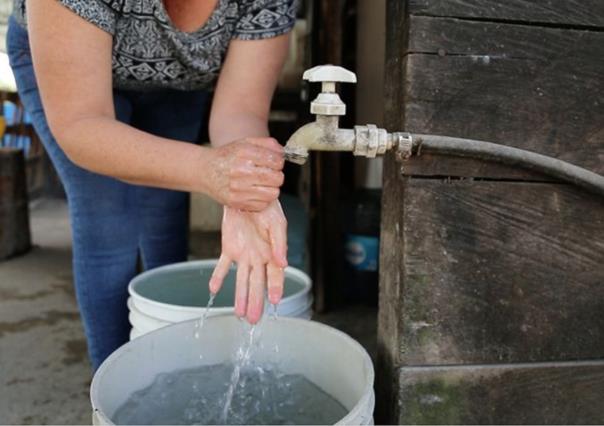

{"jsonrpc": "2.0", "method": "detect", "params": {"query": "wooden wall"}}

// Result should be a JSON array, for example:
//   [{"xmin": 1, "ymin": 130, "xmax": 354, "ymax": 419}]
[{"xmin": 377, "ymin": 1, "xmax": 604, "ymax": 423}]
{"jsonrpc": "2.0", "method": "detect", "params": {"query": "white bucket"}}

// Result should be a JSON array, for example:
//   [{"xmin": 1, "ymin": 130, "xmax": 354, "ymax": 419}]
[
  {"xmin": 128, "ymin": 260, "xmax": 313, "ymax": 338},
  {"xmin": 91, "ymin": 316, "xmax": 374, "ymax": 425}
]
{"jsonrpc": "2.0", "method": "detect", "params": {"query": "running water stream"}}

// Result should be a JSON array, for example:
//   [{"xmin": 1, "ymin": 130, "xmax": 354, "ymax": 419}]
[
  {"xmin": 220, "ymin": 323, "xmax": 258, "ymax": 423},
  {"xmin": 219, "ymin": 303, "xmax": 285, "ymax": 422},
  {"xmin": 193, "ymin": 293, "xmax": 216, "ymax": 340}
]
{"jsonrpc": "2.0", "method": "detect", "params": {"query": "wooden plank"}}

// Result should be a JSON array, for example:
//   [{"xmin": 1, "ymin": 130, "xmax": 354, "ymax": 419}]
[
  {"xmin": 397, "ymin": 361, "xmax": 604, "ymax": 424},
  {"xmin": 397, "ymin": 178, "xmax": 604, "ymax": 365},
  {"xmin": 407, "ymin": 0, "xmax": 604, "ymax": 28},
  {"xmin": 376, "ymin": 155, "xmax": 408, "ymax": 424},
  {"xmin": 408, "ymin": 15, "xmax": 604, "ymax": 59},
  {"xmin": 401, "ymin": 154, "xmax": 552, "ymax": 181},
  {"xmin": 375, "ymin": 2, "xmax": 409, "ymax": 419},
  {"xmin": 401, "ymin": 16, "xmax": 604, "ymax": 176}
]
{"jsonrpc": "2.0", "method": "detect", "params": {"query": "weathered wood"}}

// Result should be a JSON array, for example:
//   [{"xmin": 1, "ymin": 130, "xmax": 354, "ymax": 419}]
[
  {"xmin": 376, "ymin": 1, "xmax": 409, "ymax": 419},
  {"xmin": 0, "ymin": 148, "xmax": 31, "ymax": 259},
  {"xmin": 376, "ymin": 155, "xmax": 407, "ymax": 424},
  {"xmin": 379, "ymin": 1, "xmax": 604, "ymax": 423},
  {"xmin": 408, "ymin": 0, "xmax": 604, "ymax": 28},
  {"xmin": 398, "ymin": 178, "xmax": 604, "ymax": 365},
  {"xmin": 401, "ymin": 154, "xmax": 552, "ymax": 181},
  {"xmin": 401, "ymin": 16, "xmax": 604, "ymax": 177},
  {"xmin": 407, "ymin": 15, "xmax": 604, "ymax": 56},
  {"xmin": 397, "ymin": 361, "xmax": 604, "ymax": 424}
]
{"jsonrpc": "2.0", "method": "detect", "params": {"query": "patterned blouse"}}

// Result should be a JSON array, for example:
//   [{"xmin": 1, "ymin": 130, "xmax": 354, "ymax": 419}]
[{"xmin": 13, "ymin": 0, "xmax": 298, "ymax": 91}]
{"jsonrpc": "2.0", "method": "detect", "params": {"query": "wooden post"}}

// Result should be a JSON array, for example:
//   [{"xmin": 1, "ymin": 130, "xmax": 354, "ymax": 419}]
[
  {"xmin": 0, "ymin": 148, "xmax": 31, "ymax": 259},
  {"xmin": 310, "ymin": 0, "xmax": 357, "ymax": 312},
  {"xmin": 378, "ymin": 0, "xmax": 604, "ymax": 423}
]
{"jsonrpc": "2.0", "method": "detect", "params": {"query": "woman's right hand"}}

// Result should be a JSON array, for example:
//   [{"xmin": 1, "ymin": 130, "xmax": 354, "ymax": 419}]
[{"xmin": 204, "ymin": 137, "xmax": 284, "ymax": 212}]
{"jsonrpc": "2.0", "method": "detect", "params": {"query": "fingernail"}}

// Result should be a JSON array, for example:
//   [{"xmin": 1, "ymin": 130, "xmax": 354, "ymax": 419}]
[
  {"xmin": 268, "ymin": 293, "xmax": 281, "ymax": 305},
  {"xmin": 208, "ymin": 278, "xmax": 219, "ymax": 293},
  {"xmin": 235, "ymin": 301, "xmax": 245, "ymax": 317}
]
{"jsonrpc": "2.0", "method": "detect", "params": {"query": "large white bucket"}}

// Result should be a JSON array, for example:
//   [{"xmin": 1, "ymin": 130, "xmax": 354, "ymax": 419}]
[
  {"xmin": 91, "ymin": 316, "xmax": 375, "ymax": 425},
  {"xmin": 128, "ymin": 260, "xmax": 313, "ymax": 338}
]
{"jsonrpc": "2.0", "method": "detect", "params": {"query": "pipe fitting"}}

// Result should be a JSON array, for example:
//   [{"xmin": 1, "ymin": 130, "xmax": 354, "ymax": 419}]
[
  {"xmin": 353, "ymin": 125, "xmax": 391, "ymax": 158},
  {"xmin": 311, "ymin": 92, "xmax": 347, "ymax": 116},
  {"xmin": 389, "ymin": 132, "xmax": 413, "ymax": 161}
]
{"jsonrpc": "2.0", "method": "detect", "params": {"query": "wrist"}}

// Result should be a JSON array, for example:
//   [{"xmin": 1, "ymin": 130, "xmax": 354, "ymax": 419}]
[{"xmin": 194, "ymin": 144, "xmax": 216, "ymax": 196}]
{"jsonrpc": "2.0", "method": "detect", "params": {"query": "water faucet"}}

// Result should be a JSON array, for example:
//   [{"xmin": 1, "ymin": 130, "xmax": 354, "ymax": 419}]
[
  {"xmin": 282, "ymin": 67, "xmax": 604, "ymax": 198},
  {"xmin": 284, "ymin": 65, "xmax": 412, "ymax": 165}
]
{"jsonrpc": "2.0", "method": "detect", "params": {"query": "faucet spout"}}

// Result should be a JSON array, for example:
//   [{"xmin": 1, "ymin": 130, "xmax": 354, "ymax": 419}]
[{"xmin": 284, "ymin": 116, "xmax": 355, "ymax": 165}]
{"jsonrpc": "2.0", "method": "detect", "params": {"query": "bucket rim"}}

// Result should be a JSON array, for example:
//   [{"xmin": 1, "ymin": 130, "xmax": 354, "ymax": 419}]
[
  {"xmin": 128, "ymin": 295, "xmax": 314, "ymax": 327},
  {"xmin": 127, "ymin": 260, "xmax": 312, "ymax": 313},
  {"xmin": 91, "ymin": 315, "xmax": 374, "ymax": 425}
]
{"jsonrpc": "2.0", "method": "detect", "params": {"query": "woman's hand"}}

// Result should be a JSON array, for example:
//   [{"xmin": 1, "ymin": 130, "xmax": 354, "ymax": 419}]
[
  {"xmin": 209, "ymin": 201, "xmax": 288, "ymax": 324},
  {"xmin": 205, "ymin": 138, "xmax": 285, "ymax": 212}
]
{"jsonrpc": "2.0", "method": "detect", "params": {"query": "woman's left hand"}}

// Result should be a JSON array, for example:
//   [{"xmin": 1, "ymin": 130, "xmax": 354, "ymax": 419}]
[{"xmin": 209, "ymin": 200, "xmax": 288, "ymax": 324}]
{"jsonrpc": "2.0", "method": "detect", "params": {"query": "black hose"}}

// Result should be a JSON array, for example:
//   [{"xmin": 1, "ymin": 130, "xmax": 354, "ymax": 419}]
[{"xmin": 410, "ymin": 134, "xmax": 604, "ymax": 198}]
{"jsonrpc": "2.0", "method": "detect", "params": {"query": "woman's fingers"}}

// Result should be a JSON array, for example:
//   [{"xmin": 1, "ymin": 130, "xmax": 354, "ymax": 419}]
[
  {"xmin": 267, "ymin": 262, "xmax": 284, "ymax": 305},
  {"xmin": 234, "ymin": 262, "xmax": 250, "ymax": 317},
  {"xmin": 209, "ymin": 138, "xmax": 284, "ymax": 209},
  {"xmin": 245, "ymin": 137, "xmax": 284, "ymax": 154},
  {"xmin": 229, "ymin": 190, "xmax": 280, "ymax": 212},
  {"xmin": 250, "ymin": 187, "xmax": 280, "ymax": 205},
  {"xmin": 231, "ymin": 200, "xmax": 269, "ymax": 213},
  {"xmin": 241, "ymin": 140, "xmax": 284, "ymax": 171},
  {"xmin": 218, "ymin": 203, "xmax": 287, "ymax": 324},
  {"xmin": 246, "ymin": 262, "xmax": 266, "ymax": 324},
  {"xmin": 207, "ymin": 137, "xmax": 286, "ymax": 211},
  {"xmin": 268, "ymin": 210, "xmax": 288, "ymax": 268},
  {"xmin": 255, "ymin": 168, "xmax": 285, "ymax": 187},
  {"xmin": 209, "ymin": 254, "xmax": 231, "ymax": 295},
  {"xmin": 228, "ymin": 171, "xmax": 281, "ymax": 211},
  {"xmin": 231, "ymin": 167, "xmax": 284, "ymax": 188}
]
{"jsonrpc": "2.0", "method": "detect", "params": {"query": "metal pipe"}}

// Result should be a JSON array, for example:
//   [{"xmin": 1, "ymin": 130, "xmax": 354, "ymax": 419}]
[{"xmin": 403, "ymin": 133, "xmax": 604, "ymax": 198}]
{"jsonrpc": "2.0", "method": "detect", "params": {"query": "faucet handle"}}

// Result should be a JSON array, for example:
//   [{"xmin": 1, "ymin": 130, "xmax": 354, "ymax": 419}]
[
  {"xmin": 303, "ymin": 65, "xmax": 357, "ymax": 92},
  {"xmin": 303, "ymin": 65, "xmax": 356, "ymax": 116}
]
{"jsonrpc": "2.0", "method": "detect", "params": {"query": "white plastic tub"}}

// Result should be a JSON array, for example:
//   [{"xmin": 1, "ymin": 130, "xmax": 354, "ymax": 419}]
[
  {"xmin": 91, "ymin": 316, "xmax": 375, "ymax": 425},
  {"xmin": 128, "ymin": 260, "xmax": 313, "ymax": 338}
]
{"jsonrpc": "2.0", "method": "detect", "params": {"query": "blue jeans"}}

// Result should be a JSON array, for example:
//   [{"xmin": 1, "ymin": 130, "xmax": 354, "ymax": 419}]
[{"xmin": 7, "ymin": 16, "xmax": 209, "ymax": 370}]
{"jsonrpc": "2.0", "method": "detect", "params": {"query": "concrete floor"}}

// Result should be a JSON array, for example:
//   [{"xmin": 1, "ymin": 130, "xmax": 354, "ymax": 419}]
[
  {"xmin": 0, "ymin": 199, "xmax": 90, "ymax": 424},
  {"xmin": 0, "ymin": 198, "xmax": 377, "ymax": 425}
]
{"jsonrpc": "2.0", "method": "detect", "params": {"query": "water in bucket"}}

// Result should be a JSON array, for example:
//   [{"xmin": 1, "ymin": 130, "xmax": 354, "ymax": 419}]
[
  {"xmin": 114, "ymin": 293, "xmax": 347, "ymax": 425},
  {"xmin": 112, "ymin": 363, "xmax": 347, "ymax": 425}
]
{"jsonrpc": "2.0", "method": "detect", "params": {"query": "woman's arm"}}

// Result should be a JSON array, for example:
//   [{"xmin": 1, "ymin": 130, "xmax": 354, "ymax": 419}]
[
  {"xmin": 209, "ymin": 33, "xmax": 290, "ymax": 146},
  {"xmin": 26, "ymin": 0, "xmax": 283, "ymax": 211},
  {"xmin": 208, "ymin": 34, "xmax": 291, "ymax": 323}
]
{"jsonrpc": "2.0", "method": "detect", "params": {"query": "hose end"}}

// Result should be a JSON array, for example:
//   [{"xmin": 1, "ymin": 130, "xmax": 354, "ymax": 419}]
[{"xmin": 391, "ymin": 132, "xmax": 413, "ymax": 161}]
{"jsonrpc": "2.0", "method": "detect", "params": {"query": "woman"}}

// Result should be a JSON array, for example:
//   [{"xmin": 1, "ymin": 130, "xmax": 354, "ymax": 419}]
[{"xmin": 8, "ymin": 0, "xmax": 295, "ymax": 370}]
